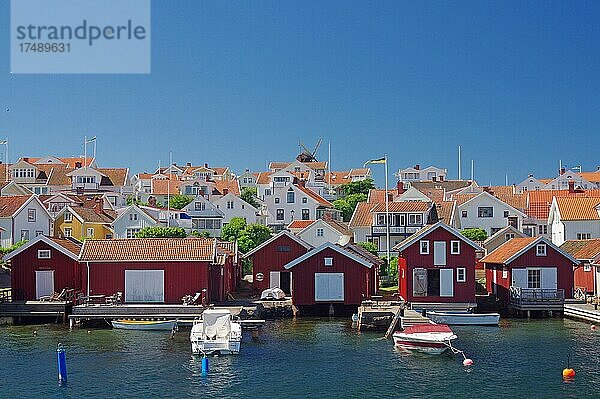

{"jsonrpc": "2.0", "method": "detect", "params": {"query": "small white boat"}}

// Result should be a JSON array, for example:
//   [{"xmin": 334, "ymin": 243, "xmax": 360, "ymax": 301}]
[
  {"xmin": 190, "ymin": 309, "xmax": 242, "ymax": 355},
  {"xmin": 392, "ymin": 324, "xmax": 457, "ymax": 355},
  {"xmin": 260, "ymin": 287, "xmax": 286, "ymax": 300},
  {"xmin": 111, "ymin": 319, "xmax": 177, "ymax": 330},
  {"xmin": 426, "ymin": 311, "xmax": 500, "ymax": 326}
]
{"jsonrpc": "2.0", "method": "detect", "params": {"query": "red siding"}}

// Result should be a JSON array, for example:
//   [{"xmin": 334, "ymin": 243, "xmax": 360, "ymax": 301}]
[
  {"xmin": 484, "ymin": 244, "xmax": 575, "ymax": 302},
  {"xmin": 574, "ymin": 264, "xmax": 595, "ymax": 294},
  {"xmin": 289, "ymin": 247, "xmax": 377, "ymax": 306},
  {"xmin": 11, "ymin": 241, "xmax": 81, "ymax": 300},
  {"xmin": 249, "ymin": 235, "xmax": 309, "ymax": 292},
  {"xmin": 398, "ymin": 227, "xmax": 477, "ymax": 303},
  {"xmin": 85, "ymin": 261, "xmax": 212, "ymax": 304}
]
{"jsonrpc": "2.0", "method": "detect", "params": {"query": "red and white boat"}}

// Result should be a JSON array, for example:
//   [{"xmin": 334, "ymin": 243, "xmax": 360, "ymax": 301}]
[{"xmin": 392, "ymin": 324, "xmax": 457, "ymax": 354}]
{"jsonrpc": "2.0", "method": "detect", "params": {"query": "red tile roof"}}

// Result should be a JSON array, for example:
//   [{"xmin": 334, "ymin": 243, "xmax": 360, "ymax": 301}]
[
  {"xmin": 0, "ymin": 195, "xmax": 33, "ymax": 217},
  {"xmin": 151, "ymin": 179, "xmax": 182, "ymax": 195},
  {"xmin": 436, "ymin": 201, "xmax": 456, "ymax": 223},
  {"xmin": 288, "ymin": 220, "xmax": 315, "ymax": 229},
  {"xmin": 324, "ymin": 171, "xmax": 352, "ymax": 185},
  {"xmin": 69, "ymin": 207, "xmax": 115, "ymax": 224},
  {"xmin": 58, "ymin": 157, "xmax": 94, "ymax": 168},
  {"xmin": 560, "ymin": 239, "xmax": 600, "ymax": 260},
  {"xmin": 97, "ymin": 168, "xmax": 128, "ymax": 186},
  {"xmin": 554, "ymin": 197, "xmax": 600, "ymax": 221},
  {"xmin": 214, "ymin": 180, "xmax": 240, "ymax": 196},
  {"xmin": 349, "ymin": 202, "xmax": 374, "ymax": 228},
  {"xmin": 480, "ymin": 237, "xmax": 539, "ymax": 264},
  {"xmin": 367, "ymin": 189, "xmax": 394, "ymax": 203},
  {"xmin": 255, "ymin": 172, "xmax": 273, "ymax": 185},
  {"xmin": 370, "ymin": 201, "xmax": 431, "ymax": 213},
  {"xmin": 48, "ymin": 237, "xmax": 83, "ymax": 256},
  {"xmin": 296, "ymin": 185, "xmax": 332, "ymax": 207},
  {"xmin": 80, "ymin": 238, "xmax": 217, "ymax": 262}
]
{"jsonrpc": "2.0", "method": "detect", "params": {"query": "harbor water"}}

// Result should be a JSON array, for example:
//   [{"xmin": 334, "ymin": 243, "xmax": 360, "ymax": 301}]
[{"xmin": 0, "ymin": 318, "xmax": 599, "ymax": 398}]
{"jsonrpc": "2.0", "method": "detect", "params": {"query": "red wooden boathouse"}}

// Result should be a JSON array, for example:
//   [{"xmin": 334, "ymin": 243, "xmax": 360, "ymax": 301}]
[
  {"xmin": 5, "ymin": 235, "xmax": 83, "ymax": 300},
  {"xmin": 79, "ymin": 238, "xmax": 235, "ymax": 304},
  {"xmin": 243, "ymin": 230, "xmax": 312, "ymax": 296},
  {"xmin": 560, "ymin": 239, "xmax": 600, "ymax": 296}
]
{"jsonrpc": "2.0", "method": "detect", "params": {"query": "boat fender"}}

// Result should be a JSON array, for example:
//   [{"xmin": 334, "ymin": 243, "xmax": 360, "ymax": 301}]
[
  {"xmin": 562, "ymin": 368, "xmax": 575, "ymax": 380},
  {"xmin": 463, "ymin": 358, "xmax": 473, "ymax": 366},
  {"xmin": 57, "ymin": 343, "xmax": 67, "ymax": 384},
  {"xmin": 201, "ymin": 356, "xmax": 209, "ymax": 376},
  {"xmin": 591, "ymin": 324, "xmax": 597, "ymax": 331}
]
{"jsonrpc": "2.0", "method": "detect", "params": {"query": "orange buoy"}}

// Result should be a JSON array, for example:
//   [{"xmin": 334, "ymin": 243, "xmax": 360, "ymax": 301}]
[
  {"xmin": 562, "ymin": 368, "xmax": 576, "ymax": 379},
  {"xmin": 463, "ymin": 358, "xmax": 474, "ymax": 366}
]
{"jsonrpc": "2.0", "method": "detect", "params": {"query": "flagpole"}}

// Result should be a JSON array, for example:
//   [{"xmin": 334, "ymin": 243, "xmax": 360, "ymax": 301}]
[
  {"xmin": 385, "ymin": 153, "xmax": 390, "ymax": 265},
  {"xmin": 84, "ymin": 135, "xmax": 87, "ymax": 169},
  {"xmin": 167, "ymin": 151, "xmax": 172, "ymax": 227}
]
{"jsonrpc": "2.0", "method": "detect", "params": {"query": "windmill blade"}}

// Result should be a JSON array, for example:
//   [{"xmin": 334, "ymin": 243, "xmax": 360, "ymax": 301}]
[
  {"xmin": 299, "ymin": 141, "xmax": 312, "ymax": 155},
  {"xmin": 312, "ymin": 138, "xmax": 322, "ymax": 157}
]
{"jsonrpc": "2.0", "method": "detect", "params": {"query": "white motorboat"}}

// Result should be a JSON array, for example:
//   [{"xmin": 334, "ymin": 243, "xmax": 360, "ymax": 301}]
[
  {"xmin": 111, "ymin": 319, "xmax": 177, "ymax": 331},
  {"xmin": 426, "ymin": 311, "xmax": 500, "ymax": 326},
  {"xmin": 392, "ymin": 324, "xmax": 457, "ymax": 354},
  {"xmin": 190, "ymin": 309, "xmax": 242, "ymax": 355}
]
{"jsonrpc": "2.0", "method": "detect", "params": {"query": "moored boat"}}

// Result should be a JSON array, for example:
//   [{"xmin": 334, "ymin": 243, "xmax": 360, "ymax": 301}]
[
  {"xmin": 426, "ymin": 311, "xmax": 500, "ymax": 326},
  {"xmin": 111, "ymin": 319, "xmax": 177, "ymax": 330},
  {"xmin": 392, "ymin": 324, "xmax": 457, "ymax": 354},
  {"xmin": 190, "ymin": 309, "xmax": 242, "ymax": 355}
]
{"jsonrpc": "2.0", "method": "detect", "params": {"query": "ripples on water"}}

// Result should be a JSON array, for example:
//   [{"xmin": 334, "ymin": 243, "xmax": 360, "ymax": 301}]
[{"xmin": 0, "ymin": 318, "xmax": 598, "ymax": 398}]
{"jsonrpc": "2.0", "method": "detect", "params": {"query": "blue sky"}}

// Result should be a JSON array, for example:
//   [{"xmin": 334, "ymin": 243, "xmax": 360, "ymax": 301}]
[{"xmin": 1, "ymin": 1, "xmax": 600, "ymax": 186}]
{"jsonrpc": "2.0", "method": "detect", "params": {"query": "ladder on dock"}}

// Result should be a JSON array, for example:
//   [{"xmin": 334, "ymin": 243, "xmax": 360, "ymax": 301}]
[
  {"xmin": 384, "ymin": 307, "xmax": 402, "ymax": 339},
  {"xmin": 400, "ymin": 309, "xmax": 432, "ymax": 329}
]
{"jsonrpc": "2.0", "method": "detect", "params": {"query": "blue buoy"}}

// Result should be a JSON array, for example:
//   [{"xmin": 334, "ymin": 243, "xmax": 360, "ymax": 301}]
[
  {"xmin": 201, "ymin": 356, "xmax": 209, "ymax": 376},
  {"xmin": 57, "ymin": 343, "xmax": 67, "ymax": 384}
]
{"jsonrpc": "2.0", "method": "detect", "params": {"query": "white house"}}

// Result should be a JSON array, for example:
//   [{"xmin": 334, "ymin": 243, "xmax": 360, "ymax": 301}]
[
  {"xmin": 111, "ymin": 204, "xmax": 160, "ymax": 238},
  {"xmin": 297, "ymin": 219, "xmax": 352, "ymax": 247},
  {"xmin": 549, "ymin": 197, "xmax": 600, "ymax": 246},
  {"xmin": 516, "ymin": 174, "xmax": 547, "ymax": 192},
  {"xmin": 397, "ymin": 165, "xmax": 447, "ymax": 182},
  {"xmin": 544, "ymin": 170, "xmax": 595, "ymax": 191},
  {"xmin": 0, "ymin": 195, "xmax": 52, "ymax": 246},
  {"xmin": 181, "ymin": 195, "xmax": 224, "ymax": 237},
  {"xmin": 212, "ymin": 193, "xmax": 260, "ymax": 225},
  {"xmin": 455, "ymin": 191, "xmax": 527, "ymax": 237}
]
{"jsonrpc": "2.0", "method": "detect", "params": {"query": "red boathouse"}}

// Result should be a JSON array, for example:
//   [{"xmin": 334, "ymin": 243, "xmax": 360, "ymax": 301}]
[
  {"xmin": 79, "ymin": 238, "xmax": 234, "ymax": 304},
  {"xmin": 5, "ymin": 235, "xmax": 83, "ymax": 300},
  {"xmin": 243, "ymin": 230, "xmax": 312, "ymax": 296},
  {"xmin": 560, "ymin": 239, "xmax": 600, "ymax": 296}
]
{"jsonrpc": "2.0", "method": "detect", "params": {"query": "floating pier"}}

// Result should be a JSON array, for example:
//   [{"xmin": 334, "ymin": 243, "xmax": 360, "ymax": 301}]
[
  {"xmin": 357, "ymin": 299, "xmax": 404, "ymax": 331},
  {"xmin": 563, "ymin": 303, "xmax": 600, "ymax": 323}
]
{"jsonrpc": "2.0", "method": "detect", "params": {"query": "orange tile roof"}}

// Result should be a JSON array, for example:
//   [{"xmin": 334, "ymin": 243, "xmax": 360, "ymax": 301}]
[
  {"xmin": 495, "ymin": 193, "xmax": 527, "ymax": 210},
  {"xmin": 480, "ymin": 237, "xmax": 538, "ymax": 264},
  {"xmin": 48, "ymin": 236, "xmax": 82, "ymax": 255},
  {"xmin": 38, "ymin": 164, "xmax": 71, "ymax": 186},
  {"xmin": 214, "ymin": 179, "xmax": 240, "ymax": 196},
  {"xmin": 325, "ymin": 171, "xmax": 352, "ymax": 185},
  {"xmin": 255, "ymin": 172, "xmax": 273, "ymax": 185},
  {"xmin": 0, "ymin": 195, "xmax": 33, "ymax": 217},
  {"xmin": 97, "ymin": 168, "xmax": 128, "ymax": 186},
  {"xmin": 578, "ymin": 171, "xmax": 600, "ymax": 183},
  {"xmin": 436, "ymin": 201, "xmax": 456, "ymax": 223},
  {"xmin": 555, "ymin": 197, "xmax": 600, "ymax": 220},
  {"xmin": 419, "ymin": 187, "xmax": 445, "ymax": 203},
  {"xmin": 487, "ymin": 185, "xmax": 516, "ymax": 195},
  {"xmin": 349, "ymin": 202, "xmax": 374, "ymax": 228},
  {"xmin": 288, "ymin": 220, "xmax": 315, "ymax": 229},
  {"xmin": 348, "ymin": 168, "xmax": 370, "ymax": 176},
  {"xmin": 57, "ymin": 157, "xmax": 94, "ymax": 168},
  {"xmin": 453, "ymin": 193, "xmax": 478, "ymax": 205},
  {"xmin": 528, "ymin": 189, "xmax": 600, "ymax": 204},
  {"xmin": 151, "ymin": 179, "xmax": 182, "ymax": 195},
  {"xmin": 69, "ymin": 207, "xmax": 115, "ymax": 224},
  {"xmin": 323, "ymin": 219, "xmax": 352, "ymax": 236},
  {"xmin": 370, "ymin": 201, "xmax": 432, "ymax": 213},
  {"xmin": 560, "ymin": 239, "xmax": 600, "ymax": 260},
  {"xmin": 367, "ymin": 189, "xmax": 394, "ymax": 203},
  {"xmin": 80, "ymin": 238, "xmax": 217, "ymax": 262},
  {"xmin": 296, "ymin": 185, "xmax": 332, "ymax": 207}
]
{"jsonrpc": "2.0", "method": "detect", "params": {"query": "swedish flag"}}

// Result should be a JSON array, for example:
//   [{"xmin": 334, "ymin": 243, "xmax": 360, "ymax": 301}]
[{"xmin": 364, "ymin": 157, "xmax": 386, "ymax": 166}]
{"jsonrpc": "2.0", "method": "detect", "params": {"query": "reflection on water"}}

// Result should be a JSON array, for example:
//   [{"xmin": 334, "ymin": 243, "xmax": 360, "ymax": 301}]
[{"xmin": 0, "ymin": 318, "xmax": 598, "ymax": 398}]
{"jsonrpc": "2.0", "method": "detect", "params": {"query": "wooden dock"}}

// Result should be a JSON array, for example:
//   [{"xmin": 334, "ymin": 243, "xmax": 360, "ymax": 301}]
[
  {"xmin": 564, "ymin": 303, "xmax": 600, "ymax": 323},
  {"xmin": 400, "ymin": 309, "xmax": 432, "ymax": 329},
  {"xmin": 0, "ymin": 300, "xmax": 71, "ymax": 322},
  {"xmin": 356, "ymin": 299, "xmax": 404, "ymax": 331}
]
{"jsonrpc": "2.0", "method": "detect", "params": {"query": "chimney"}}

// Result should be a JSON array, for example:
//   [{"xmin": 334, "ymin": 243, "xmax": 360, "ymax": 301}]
[
  {"xmin": 483, "ymin": 186, "xmax": 494, "ymax": 196},
  {"xmin": 93, "ymin": 197, "xmax": 104, "ymax": 215},
  {"xmin": 186, "ymin": 162, "xmax": 192, "ymax": 167},
  {"xmin": 204, "ymin": 163, "xmax": 209, "ymax": 168},
  {"xmin": 597, "ymin": 166, "xmax": 600, "ymax": 171},
  {"xmin": 439, "ymin": 175, "xmax": 444, "ymax": 182},
  {"xmin": 148, "ymin": 196, "xmax": 157, "ymax": 207},
  {"xmin": 414, "ymin": 164, "xmax": 420, "ymax": 170},
  {"xmin": 397, "ymin": 181, "xmax": 405, "ymax": 195},
  {"xmin": 23, "ymin": 157, "xmax": 29, "ymax": 162},
  {"xmin": 432, "ymin": 176, "xmax": 437, "ymax": 182},
  {"xmin": 75, "ymin": 161, "xmax": 82, "ymax": 169},
  {"xmin": 323, "ymin": 212, "xmax": 332, "ymax": 221},
  {"xmin": 299, "ymin": 179, "xmax": 306, "ymax": 188},
  {"xmin": 568, "ymin": 180, "xmax": 575, "ymax": 193},
  {"xmin": 387, "ymin": 192, "xmax": 394, "ymax": 202},
  {"xmin": 559, "ymin": 167, "xmax": 566, "ymax": 175},
  {"xmin": 222, "ymin": 188, "xmax": 229, "ymax": 195}
]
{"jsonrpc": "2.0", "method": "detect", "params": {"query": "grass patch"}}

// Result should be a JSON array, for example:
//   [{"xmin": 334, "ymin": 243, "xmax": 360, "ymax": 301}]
[{"xmin": 378, "ymin": 285, "xmax": 398, "ymax": 295}]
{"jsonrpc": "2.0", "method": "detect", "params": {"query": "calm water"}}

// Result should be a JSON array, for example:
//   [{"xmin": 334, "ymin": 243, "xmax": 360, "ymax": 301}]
[{"xmin": 0, "ymin": 318, "xmax": 598, "ymax": 398}]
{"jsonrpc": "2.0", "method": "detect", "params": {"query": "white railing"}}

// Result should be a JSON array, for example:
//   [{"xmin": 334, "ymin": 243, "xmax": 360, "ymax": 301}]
[{"xmin": 509, "ymin": 286, "xmax": 565, "ymax": 307}]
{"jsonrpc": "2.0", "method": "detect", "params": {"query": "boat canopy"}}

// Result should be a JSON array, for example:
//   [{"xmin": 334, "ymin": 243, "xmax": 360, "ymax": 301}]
[{"xmin": 403, "ymin": 324, "xmax": 453, "ymax": 334}]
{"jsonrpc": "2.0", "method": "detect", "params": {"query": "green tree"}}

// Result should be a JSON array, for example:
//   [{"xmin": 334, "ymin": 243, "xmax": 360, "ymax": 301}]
[
  {"xmin": 135, "ymin": 226, "xmax": 187, "ymax": 238},
  {"xmin": 126, "ymin": 195, "xmax": 147, "ymax": 206},
  {"xmin": 169, "ymin": 194, "xmax": 194, "ymax": 210},
  {"xmin": 189, "ymin": 230, "xmax": 210, "ymax": 238},
  {"xmin": 333, "ymin": 193, "xmax": 367, "ymax": 221},
  {"xmin": 241, "ymin": 224, "xmax": 272, "ymax": 251},
  {"xmin": 340, "ymin": 178, "xmax": 375, "ymax": 196},
  {"xmin": 221, "ymin": 217, "xmax": 248, "ymax": 242},
  {"xmin": 357, "ymin": 241, "xmax": 378, "ymax": 255},
  {"xmin": 240, "ymin": 187, "xmax": 260, "ymax": 209},
  {"xmin": 461, "ymin": 228, "xmax": 488, "ymax": 241}
]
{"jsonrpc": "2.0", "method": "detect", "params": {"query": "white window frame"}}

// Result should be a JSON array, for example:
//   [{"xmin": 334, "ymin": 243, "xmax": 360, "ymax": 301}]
[
  {"xmin": 536, "ymin": 244, "xmax": 547, "ymax": 256},
  {"xmin": 86, "ymin": 227, "xmax": 95, "ymax": 237},
  {"xmin": 456, "ymin": 267, "xmax": 466, "ymax": 282},
  {"xmin": 64, "ymin": 212, "xmax": 72, "ymax": 222},
  {"xmin": 324, "ymin": 257, "xmax": 333, "ymax": 266},
  {"xmin": 584, "ymin": 263, "xmax": 592, "ymax": 272},
  {"xmin": 502, "ymin": 269, "xmax": 508, "ymax": 279},
  {"xmin": 27, "ymin": 208, "xmax": 36, "ymax": 222},
  {"xmin": 37, "ymin": 249, "xmax": 51, "ymax": 259},
  {"xmin": 64, "ymin": 228, "xmax": 72, "ymax": 237},
  {"xmin": 316, "ymin": 228, "xmax": 324, "ymax": 237},
  {"xmin": 450, "ymin": 240, "xmax": 460, "ymax": 255},
  {"xmin": 419, "ymin": 240, "xmax": 429, "ymax": 255}
]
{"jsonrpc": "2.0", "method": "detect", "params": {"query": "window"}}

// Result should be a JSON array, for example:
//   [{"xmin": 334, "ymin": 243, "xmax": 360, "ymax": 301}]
[
  {"xmin": 324, "ymin": 257, "xmax": 333, "ymax": 266},
  {"xmin": 536, "ymin": 244, "xmax": 547, "ymax": 256},
  {"xmin": 35, "ymin": 230, "xmax": 43, "ymax": 237},
  {"xmin": 302, "ymin": 209, "xmax": 310, "ymax": 220},
  {"xmin": 195, "ymin": 202, "xmax": 205, "ymax": 211},
  {"xmin": 129, "ymin": 213, "xmax": 138, "ymax": 221},
  {"xmin": 584, "ymin": 263, "xmax": 592, "ymax": 272},
  {"xmin": 192, "ymin": 219, "xmax": 206, "ymax": 230},
  {"xmin": 503, "ymin": 210, "xmax": 509, "ymax": 218},
  {"xmin": 316, "ymin": 228, "xmax": 324, "ymax": 237},
  {"xmin": 451, "ymin": 241, "xmax": 460, "ymax": 255},
  {"xmin": 64, "ymin": 212, "xmax": 72, "ymax": 222},
  {"xmin": 456, "ymin": 268, "xmax": 466, "ymax": 282},
  {"xmin": 478, "ymin": 207, "xmax": 493, "ymax": 218},
  {"xmin": 276, "ymin": 209, "xmax": 284, "ymax": 221},
  {"xmin": 126, "ymin": 228, "xmax": 140, "ymax": 238},
  {"xmin": 577, "ymin": 233, "xmax": 592, "ymax": 240},
  {"xmin": 302, "ymin": 197, "xmax": 308, "ymax": 204},
  {"xmin": 38, "ymin": 250, "xmax": 51, "ymax": 259},
  {"xmin": 227, "ymin": 201, "xmax": 234, "ymax": 209},
  {"xmin": 502, "ymin": 269, "xmax": 508, "ymax": 279},
  {"xmin": 287, "ymin": 189, "xmax": 295, "ymax": 204},
  {"xmin": 420, "ymin": 240, "xmax": 429, "ymax": 255},
  {"xmin": 505, "ymin": 233, "xmax": 515, "ymax": 241},
  {"xmin": 265, "ymin": 189, "xmax": 272, "ymax": 196},
  {"xmin": 539, "ymin": 225, "xmax": 548, "ymax": 235},
  {"xmin": 408, "ymin": 214, "xmax": 423, "ymax": 225},
  {"xmin": 274, "ymin": 198, "xmax": 280, "ymax": 204},
  {"xmin": 86, "ymin": 228, "xmax": 94, "ymax": 237},
  {"xmin": 377, "ymin": 214, "xmax": 386, "ymax": 225},
  {"xmin": 20, "ymin": 230, "xmax": 29, "ymax": 241},
  {"xmin": 461, "ymin": 210, "xmax": 468, "ymax": 218},
  {"xmin": 27, "ymin": 209, "xmax": 36, "ymax": 222},
  {"xmin": 105, "ymin": 234, "xmax": 113, "ymax": 239},
  {"xmin": 527, "ymin": 269, "xmax": 541, "ymax": 289},
  {"xmin": 276, "ymin": 245, "xmax": 291, "ymax": 252},
  {"xmin": 64, "ymin": 228, "xmax": 72, "ymax": 237}
]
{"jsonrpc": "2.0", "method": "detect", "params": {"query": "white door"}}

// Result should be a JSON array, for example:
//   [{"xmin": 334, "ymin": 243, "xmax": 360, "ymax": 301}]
[
  {"xmin": 35, "ymin": 270, "xmax": 54, "ymax": 299},
  {"xmin": 314, "ymin": 273, "xmax": 344, "ymax": 301},
  {"xmin": 433, "ymin": 242, "xmax": 446, "ymax": 266},
  {"xmin": 512, "ymin": 268, "xmax": 527, "ymax": 288},
  {"xmin": 541, "ymin": 267, "xmax": 557, "ymax": 289},
  {"xmin": 440, "ymin": 269, "xmax": 454, "ymax": 297},
  {"xmin": 125, "ymin": 270, "xmax": 165, "ymax": 302},
  {"xmin": 493, "ymin": 269, "xmax": 498, "ymax": 294},
  {"xmin": 269, "ymin": 271, "xmax": 280, "ymax": 289}
]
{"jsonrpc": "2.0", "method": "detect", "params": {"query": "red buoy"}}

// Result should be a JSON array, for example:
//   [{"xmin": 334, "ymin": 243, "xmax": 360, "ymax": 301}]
[{"xmin": 463, "ymin": 358, "xmax": 474, "ymax": 366}]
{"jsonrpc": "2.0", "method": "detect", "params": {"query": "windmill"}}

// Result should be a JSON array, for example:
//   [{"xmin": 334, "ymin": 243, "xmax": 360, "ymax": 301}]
[{"xmin": 297, "ymin": 138, "xmax": 322, "ymax": 163}]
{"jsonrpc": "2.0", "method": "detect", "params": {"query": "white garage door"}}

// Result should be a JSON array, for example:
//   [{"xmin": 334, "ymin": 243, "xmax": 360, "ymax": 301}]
[
  {"xmin": 35, "ymin": 270, "xmax": 54, "ymax": 299},
  {"xmin": 315, "ymin": 273, "xmax": 344, "ymax": 302},
  {"xmin": 125, "ymin": 270, "xmax": 165, "ymax": 302},
  {"xmin": 440, "ymin": 269, "xmax": 454, "ymax": 297}
]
